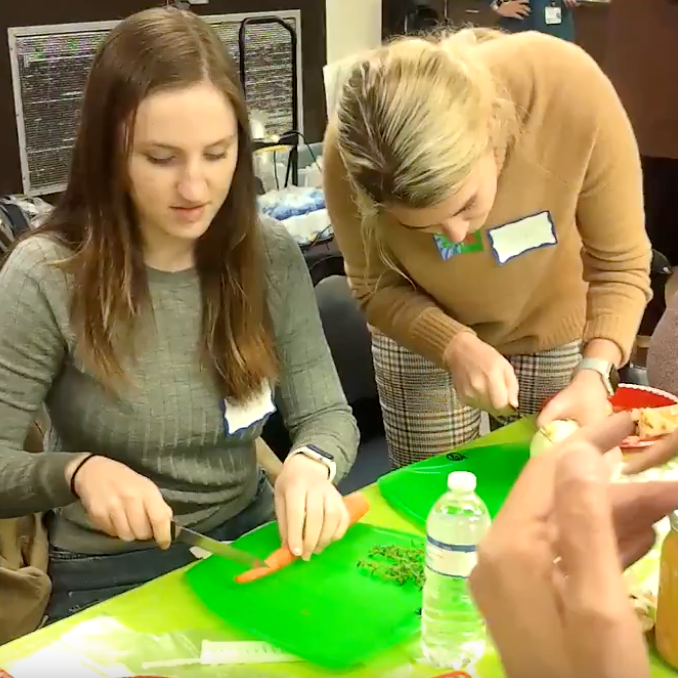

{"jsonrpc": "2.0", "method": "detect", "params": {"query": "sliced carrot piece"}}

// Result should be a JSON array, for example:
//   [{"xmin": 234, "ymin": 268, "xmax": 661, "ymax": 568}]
[
  {"xmin": 343, "ymin": 491, "xmax": 371, "ymax": 522},
  {"xmin": 234, "ymin": 491, "xmax": 370, "ymax": 584},
  {"xmin": 234, "ymin": 565, "xmax": 280, "ymax": 584}
]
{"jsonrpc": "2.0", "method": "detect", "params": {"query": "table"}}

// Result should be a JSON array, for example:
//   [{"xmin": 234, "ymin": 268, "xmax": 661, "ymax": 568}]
[{"xmin": 0, "ymin": 421, "xmax": 675, "ymax": 677}]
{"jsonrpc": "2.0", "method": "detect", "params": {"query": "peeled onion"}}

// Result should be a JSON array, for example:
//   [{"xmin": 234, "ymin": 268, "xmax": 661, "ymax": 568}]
[{"xmin": 530, "ymin": 419, "xmax": 581, "ymax": 457}]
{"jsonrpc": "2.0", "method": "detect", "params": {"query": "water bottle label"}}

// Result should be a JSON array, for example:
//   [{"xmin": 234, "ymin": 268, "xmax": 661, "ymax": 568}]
[{"xmin": 426, "ymin": 536, "xmax": 477, "ymax": 578}]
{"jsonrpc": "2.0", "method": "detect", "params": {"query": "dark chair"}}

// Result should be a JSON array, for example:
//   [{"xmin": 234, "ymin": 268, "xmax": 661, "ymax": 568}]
[
  {"xmin": 638, "ymin": 249, "xmax": 672, "ymax": 338},
  {"xmin": 620, "ymin": 249, "xmax": 672, "ymax": 385}
]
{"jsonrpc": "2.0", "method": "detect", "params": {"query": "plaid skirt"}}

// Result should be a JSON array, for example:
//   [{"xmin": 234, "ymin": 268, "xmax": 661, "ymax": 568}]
[{"xmin": 372, "ymin": 332, "xmax": 582, "ymax": 468}]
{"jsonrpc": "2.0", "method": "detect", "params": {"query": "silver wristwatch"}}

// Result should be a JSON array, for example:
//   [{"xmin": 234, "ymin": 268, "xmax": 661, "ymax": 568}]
[{"xmin": 573, "ymin": 358, "xmax": 620, "ymax": 396}]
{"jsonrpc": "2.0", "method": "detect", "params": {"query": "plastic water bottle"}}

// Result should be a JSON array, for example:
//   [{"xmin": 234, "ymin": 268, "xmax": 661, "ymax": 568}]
[{"xmin": 421, "ymin": 471, "xmax": 491, "ymax": 669}]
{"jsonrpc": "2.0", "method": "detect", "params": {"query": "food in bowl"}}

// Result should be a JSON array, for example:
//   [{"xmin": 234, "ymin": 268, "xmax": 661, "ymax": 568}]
[
  {"xmin": 631, "ymin": 404, "xmax": 678, "ymax": 439},
  {"xmin": 607, "ymin": 385, "xmax": 678, "ymax": 449}
]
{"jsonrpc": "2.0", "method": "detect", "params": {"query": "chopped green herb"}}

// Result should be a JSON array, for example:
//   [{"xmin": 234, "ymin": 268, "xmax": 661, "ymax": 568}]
[{"xmin": 356, "ymin": 543, "xmax": 425, "ymax": 589}]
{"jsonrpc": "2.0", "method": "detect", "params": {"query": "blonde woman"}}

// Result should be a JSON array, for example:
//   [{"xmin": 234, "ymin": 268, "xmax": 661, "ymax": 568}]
[{"xmin": 324, "ymin": 30, "xmax": 651, "ymax": 467}]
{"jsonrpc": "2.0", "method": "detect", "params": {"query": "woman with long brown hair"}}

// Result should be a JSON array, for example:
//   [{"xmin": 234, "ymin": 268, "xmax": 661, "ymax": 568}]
[{"xmin": 0, "ymin": 7, "xmax": 357, "ymax": 622}]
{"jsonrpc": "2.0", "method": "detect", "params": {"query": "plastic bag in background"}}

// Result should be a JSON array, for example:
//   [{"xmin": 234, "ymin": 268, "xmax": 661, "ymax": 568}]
[
  {"xmin": 255, "ymin": 149, "xmax": 323, "ymax": 192},
  {"xmin": 253, "ymin": 152, "xmax": 289, "ymax": 194},
  {"xmin": 297, "ymin": 160, "xmax": 323, "ymax": 189},
  {"xmin": 250, "ymin": 110, "xmax": 269, "ymax": 142},
  {"xmin": 258, "ymin": 186, "xmax": 324, "ymax": 221},
  {"xmin": 258, "ymin": 187, "xmax": 332, "ymax": 246},
  {"xmin": 0, "ymin": 195, "xmax": 54, "ymax": 230},
  {"xmin": 5, "ymin": 617, "xmax": 302, "ymax": 678},
  {"xmin": 0, "ymin": 195, "xmax": 54, "ymax": 257},
  {"xmin": 5, "ymin": 619, "xmax": 135, "ymax": 678}
]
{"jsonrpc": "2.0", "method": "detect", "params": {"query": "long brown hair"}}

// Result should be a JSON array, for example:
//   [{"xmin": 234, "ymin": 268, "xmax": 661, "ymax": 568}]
[{"xmin": 34, "ymin": 7, "xmax": 277, "ymax": 402}]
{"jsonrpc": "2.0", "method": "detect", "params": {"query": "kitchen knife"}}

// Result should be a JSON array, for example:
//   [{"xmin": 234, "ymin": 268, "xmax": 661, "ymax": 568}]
[
  {"xmin": 489, "ymin": 407, "xmax": 524, "ymax": 429},
  {"xmin": 171, "ymin": 522, "xmax": 264, "ymax": 568}
]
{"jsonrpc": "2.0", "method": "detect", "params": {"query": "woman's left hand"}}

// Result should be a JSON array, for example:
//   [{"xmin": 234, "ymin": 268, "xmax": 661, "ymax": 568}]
[
  {"xmin": 537, "ymin": 370, "xmax": 611, "ymax": 428},
  {"xmin": 274, "ymin": 453, "xmax": 350, "ymax": 561},
  {"xmin": 563, "ymin": 0, "xmax": 578, "ymax": 7}
]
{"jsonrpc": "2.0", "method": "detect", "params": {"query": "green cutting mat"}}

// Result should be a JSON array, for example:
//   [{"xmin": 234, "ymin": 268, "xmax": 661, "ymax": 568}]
[
  {"xmin": 184, "ymin": 521, "xmax": 425, "ymax": 670},
  {"xmin": 378, "ymin": 441, "xmax": 531, "ymax": 528}
]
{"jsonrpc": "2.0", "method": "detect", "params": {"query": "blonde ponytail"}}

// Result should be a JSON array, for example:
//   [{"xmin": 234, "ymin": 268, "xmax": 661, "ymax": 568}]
[{"xmin": 334, "ymin": 28, "xmax": 516, "ymax": 215}]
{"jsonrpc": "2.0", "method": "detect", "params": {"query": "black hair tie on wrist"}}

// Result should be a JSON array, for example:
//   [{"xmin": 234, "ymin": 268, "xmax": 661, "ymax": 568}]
[{"xmin": 69, "ymin": 454, "xmax": 97, "ymax": 497}]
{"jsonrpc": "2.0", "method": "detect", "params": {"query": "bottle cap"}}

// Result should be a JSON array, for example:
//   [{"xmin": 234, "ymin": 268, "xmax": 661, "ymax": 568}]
[{"xmin": 447, "ymin": 471, "xmax": 477, "ymax": 493}]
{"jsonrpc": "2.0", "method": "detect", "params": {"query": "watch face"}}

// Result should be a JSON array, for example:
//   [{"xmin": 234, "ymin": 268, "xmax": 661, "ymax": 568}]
[{"xmin": 610, "ymin": 365, "xmax": 620, "ymax": 393}]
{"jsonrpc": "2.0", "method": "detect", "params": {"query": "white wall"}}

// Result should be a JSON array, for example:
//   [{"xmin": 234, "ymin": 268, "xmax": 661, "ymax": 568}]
[{"xmin": 325, "ymin": 0, "xmax": 382, "ymax": 64}]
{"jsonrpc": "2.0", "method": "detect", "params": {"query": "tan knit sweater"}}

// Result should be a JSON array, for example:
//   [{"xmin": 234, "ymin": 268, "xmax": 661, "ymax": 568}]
[{"xmin": 324, "ymin": 32, "xmax": 651, "ymax": 367}]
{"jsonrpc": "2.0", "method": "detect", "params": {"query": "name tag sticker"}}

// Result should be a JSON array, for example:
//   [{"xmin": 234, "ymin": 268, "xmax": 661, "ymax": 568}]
[
  {"xmin": 433, "ymin": 231, "xmax": 484, "ymax": 261},
  {"xmin": 224, "ymin": 383, "xmax": 276, "ymax": 435},
  {"xmin": 545, "ymin": 5, "xmax": 562, "ymax": 24},
  {"xmin": 487, "ymin": 211, "xmax": 557, "ymax": 266}
]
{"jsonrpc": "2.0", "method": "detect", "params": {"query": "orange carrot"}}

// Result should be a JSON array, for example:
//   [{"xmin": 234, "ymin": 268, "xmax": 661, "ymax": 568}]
[{"xmin": 235, "ymin": 491, "xmax": 370, "ymax": 584}]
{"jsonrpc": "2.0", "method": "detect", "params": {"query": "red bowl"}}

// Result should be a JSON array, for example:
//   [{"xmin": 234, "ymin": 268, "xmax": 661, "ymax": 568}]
[
  {"xmin": 610, "ymin": 384, "xmax": 678, "ymax": 451},
  {"xmin": 540, "ymin": 384, "xmax": 678, "ymax": 451},
  {"xmin": 611, "ymin": 384, "xmax": 678, "ymax": 411}
]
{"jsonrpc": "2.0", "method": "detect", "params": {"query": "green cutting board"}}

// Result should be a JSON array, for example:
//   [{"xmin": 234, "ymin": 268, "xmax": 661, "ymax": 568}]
[
  {"xmin": 184, "ymin": 521, "xmax": 424, "ymax": 670},
  {"xmin": 378, "ymin": 441, "xmax": 531, "ymax": 528}
]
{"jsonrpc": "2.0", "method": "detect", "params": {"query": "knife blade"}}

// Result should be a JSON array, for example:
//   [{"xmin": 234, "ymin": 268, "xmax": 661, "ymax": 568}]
[
  {"xmin": 489, "ymin": 407, "xmax": 523, "ymax": 429},
  {"xmin": 171, "ymin": 522, "xmax": 264, "ymax": 568}
]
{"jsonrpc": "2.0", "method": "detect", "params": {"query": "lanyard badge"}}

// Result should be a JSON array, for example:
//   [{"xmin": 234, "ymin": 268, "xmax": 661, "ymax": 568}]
[{"xmin": 545, "ymin": 1, "xmax": 562, "ymax": 24}]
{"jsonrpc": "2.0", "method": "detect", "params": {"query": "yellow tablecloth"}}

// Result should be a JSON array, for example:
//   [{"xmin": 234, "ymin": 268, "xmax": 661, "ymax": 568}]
[{"xmin": 0, "ymin": 420, "xmax": 675, "ymax": 677}]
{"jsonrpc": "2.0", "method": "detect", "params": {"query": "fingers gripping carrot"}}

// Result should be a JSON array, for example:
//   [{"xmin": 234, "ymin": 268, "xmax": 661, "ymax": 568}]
[{"xmin": 235, "ymin": 492, "xmax": 370, "ymax": 584}]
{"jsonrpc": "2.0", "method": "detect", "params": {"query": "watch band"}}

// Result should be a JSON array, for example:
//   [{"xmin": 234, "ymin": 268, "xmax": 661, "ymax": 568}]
[
  {"xmin": 574, "ymin": 357, "xmax": 618, "ymax": 396},
  {"xmin": 288, "ymin": 445, "xmax": 337, "ymax": 483}
]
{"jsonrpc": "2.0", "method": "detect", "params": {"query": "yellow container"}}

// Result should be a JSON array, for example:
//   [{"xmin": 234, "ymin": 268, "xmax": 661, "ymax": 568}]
[{"xmin": 656, "ymin": 511, "xmax": 678, "ymax": 669}]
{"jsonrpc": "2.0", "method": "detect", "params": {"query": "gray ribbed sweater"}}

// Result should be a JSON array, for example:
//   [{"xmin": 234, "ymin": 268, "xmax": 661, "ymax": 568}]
[{"xmin": 0, "ymin": 219, "xmax": 358, "ymax": 553}]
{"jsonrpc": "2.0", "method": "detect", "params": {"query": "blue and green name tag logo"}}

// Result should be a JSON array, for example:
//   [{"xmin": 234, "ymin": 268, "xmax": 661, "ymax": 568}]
[{"xmin": 433, "ymin": 231, "xmax": 484, "ymax": 261}]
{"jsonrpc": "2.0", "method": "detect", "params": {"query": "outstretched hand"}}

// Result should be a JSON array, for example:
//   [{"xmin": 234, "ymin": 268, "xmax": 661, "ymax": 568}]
[{"xmin": 471, "ymin": 413, "xmax": 678, "ymax": 678}]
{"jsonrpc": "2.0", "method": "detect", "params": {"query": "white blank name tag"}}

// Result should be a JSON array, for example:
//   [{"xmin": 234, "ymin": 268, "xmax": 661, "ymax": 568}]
[
  {"xmin": 224, "ymin": 383, "xmax": 276, "ymax": 435},
  {"xmin": 487, "ymin": 211, "xmax": 557, "ymax": 265},
  {"xmin": 545, "ymin": 5, "xmax": 562, "ymax": 24}
]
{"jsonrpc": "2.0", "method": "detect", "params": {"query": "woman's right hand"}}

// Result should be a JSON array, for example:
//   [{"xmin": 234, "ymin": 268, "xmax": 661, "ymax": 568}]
[
  {"xmin": 443, "ymin": 332, "xmax": 519, "ymax": 414},
  {"xmin": 66, "ymin": 455, "xmax": 174, "ymax": 548},
  {"xmin": 494, "ymin": 0, "xmax": 531, "ymax": 19},
  {"xmin": 470, "ymin": 414, "xmax": 654, "ymax": 678}
]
